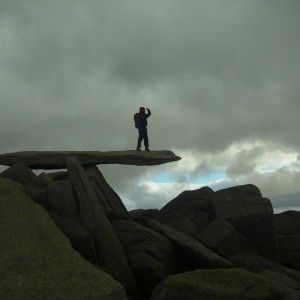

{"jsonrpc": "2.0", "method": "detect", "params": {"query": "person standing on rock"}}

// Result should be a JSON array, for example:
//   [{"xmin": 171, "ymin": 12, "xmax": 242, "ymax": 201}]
[{"xmin": 134, "ymin": 107, "xmax": 151, "ymax": 151}]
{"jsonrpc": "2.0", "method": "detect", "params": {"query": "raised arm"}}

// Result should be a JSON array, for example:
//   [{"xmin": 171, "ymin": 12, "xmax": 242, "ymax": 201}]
[{"xmin": 146, "ymin": 108, "xmax": 151, "ymax": 118}]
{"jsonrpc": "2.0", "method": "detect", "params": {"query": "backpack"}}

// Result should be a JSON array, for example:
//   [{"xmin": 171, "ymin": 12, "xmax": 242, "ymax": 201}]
[{"xmin": 133, "ymin": 113, "xmax": 140, "ymax": 128}]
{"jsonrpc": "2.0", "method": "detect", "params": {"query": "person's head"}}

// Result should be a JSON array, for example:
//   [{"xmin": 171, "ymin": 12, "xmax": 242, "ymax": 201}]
[{"xmin": 139, "ymin": 107, "xmax": 145, "ymax": 113}]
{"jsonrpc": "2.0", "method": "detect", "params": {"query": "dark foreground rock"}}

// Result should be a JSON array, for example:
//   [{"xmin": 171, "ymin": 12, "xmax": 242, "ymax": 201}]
[
  {"xmin": 143, "ymin": 218, "xmax": 233, "ymax": 269},
  {"xmin": 66, "ymin": 156, "xmax": 138, "ymax": 296},
  {"xmin": 155, "ymin": 187, "xmax": 215, "ymax": 236},
  {"xmin": 229, "ymin": 252, "xmax": 300, "ymax": 297},
  {"xmin": 0, "ymin": 161, "xmax": 36, "ymax": 185},
  {"xmin": 86, "ymin": 166, "xmax": 129, "ymax": 219},
  {"xmin": 0, "ymin": 178, "xmax": 127, "ymax": 300},
  {"xmin": 0, "ymin": 150, "xmax": 181, "ymax": 169},
  {"xmin": 151, "ymin": 268, "xmax": 292, "ymax": 300},
  {"xmin": 274, "ymin": 211, "xmax": 300, "ymax": 270},
  {"xmin": 1, "ymin": 155, "xmax": 300, "ymax": 299},
  {"xmin": 112, "ymin": 219, "xmax": 178, "ymax": 298},
  {"xmin": 212, "ymin": 184, "xmax": 278, "ymax": 261},
  {"xmin": 49, "ymin": 211, "xmax": 97, "ymax": 264},
  {"xmin": 196, "ymin": 217, "xmax": 255, "ymax": 259}
]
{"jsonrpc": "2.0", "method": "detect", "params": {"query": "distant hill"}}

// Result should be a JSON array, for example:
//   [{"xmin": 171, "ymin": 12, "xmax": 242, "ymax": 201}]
[{"xmin": 269, "ymin": 191, "xmax": 300, "ymax": 208}]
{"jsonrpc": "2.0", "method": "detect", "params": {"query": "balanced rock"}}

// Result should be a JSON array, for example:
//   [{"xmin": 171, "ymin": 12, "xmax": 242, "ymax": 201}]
[{"xmin": 0, "ymin": 150, "xmax": 181, "ymax": 169}]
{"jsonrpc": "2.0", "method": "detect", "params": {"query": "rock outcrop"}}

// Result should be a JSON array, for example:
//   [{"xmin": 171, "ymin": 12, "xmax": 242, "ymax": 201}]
[
  {"xmin": 143, "ymin": 218, "xmax": 233, "ymax": 269},
  {"xmin": 151, "ymin": 268, "xmax": 290, "ymax": 300},
  {"xmin": 112, "ymin": 219, "xmax": 178, "ymax": 298},
  {"xmin": 65, "ymin": 156, "xmax": 138, "ymax": 296},
  {"xmin": 0, "ymin": 150, "xmax": 181, "ymax": 169},
  {"xmin": 197, "ymin": 218, "xmax": 255, "ymax": 259},
  {"xmin": 1, "ymin": 151, "xmax": 300, "ymax": 299},
  {"xmin": 212, "ymin": 184, "xmax": 278, "ymax": 261},
  {"xmin": 274, "ymin": 211, "xmax": 300, "ymax": 270},
  {"xmin": 0, "ymin": 178, "xmax": 126, "ymax": 300}
]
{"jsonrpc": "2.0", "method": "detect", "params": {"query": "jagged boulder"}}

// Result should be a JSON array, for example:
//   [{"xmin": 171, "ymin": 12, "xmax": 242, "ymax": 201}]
[
  {"xmin": 155, "ymin": 187, "xmax": 215, "ymax": 236},
  {"xmin": 196, "ymin": 218, "xmax": 255, "ymax": 259},
  {"xmin": 0, "ymin": 178, "xmax": 127, "ymax": 300},
  {"xmin": 143, "ymin": 218, "xmax": 233, "ymax": 270},
  {"xmin": 25, "ymin": 185, "xmax": 48, "ymax": 209},
  {"xmin": 259, "ymin": 270, "xmax": 300, "ymax": 299},
  {"xmin": 112, "ymin": 219, "xmax": 178, "ymax": 298},
  {"xmin": 0, "ymin": 162, "xmax": 36, "ymax": 185},
  {"xmin": 24, "ymin": 172, "xmax": 53, "ymax": 209},
  {"xmin": 66, "ymin": 156, "xmax": 138, "ymax": 296},
  {"xmin": 86, "ymin": 166, "xmax": 129, "ymax": 219},
  {"xmin": 274, "ymin": 211, "xmax": 300, "ymax": 270},
  {"xmin": 230, "ymin": 252, "xmax": 288, "ymax": 274},
  {"xmin": 47, "ymin": 180, "xmax": 80, "ymax": 219},
  {"xmin": 230, "ymin": 252, "xmax": 300, "ymax": 298},
  {"xmin": 129, "ymin": 209, "xmax": 160, "ymax": 221},
  {"xmin": 28, "ymin": 172, "xmax": 53, "ymax": 189},
  {"xmin": 151, "ymin": 268, "xmax": 288, "ymax": 300},
  {"xmin": 212, "ymin": 184, "xmax": 279, "ymax": 261},
  {"xmin": 274, "ymin": 211, "xmax": 300, "ymax": 235},
  {"xmin": 49, "ymin": 211, "xmax": 97, "ymax": 264}
]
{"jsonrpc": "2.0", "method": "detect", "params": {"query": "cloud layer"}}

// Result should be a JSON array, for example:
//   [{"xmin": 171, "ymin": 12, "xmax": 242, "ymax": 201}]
[{"xmin": 1, "ymin": 1, "xmax": 300, "ymax": 209}]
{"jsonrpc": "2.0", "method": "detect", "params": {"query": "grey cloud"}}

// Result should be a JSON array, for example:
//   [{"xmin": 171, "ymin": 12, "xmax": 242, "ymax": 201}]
[
  {"xmin": 1, "ymin": 1, "xmax": 300, "ymax": 209},
  {"xmin": 226, "ymin": 147, "xmax": 264, "ymax": 177}
]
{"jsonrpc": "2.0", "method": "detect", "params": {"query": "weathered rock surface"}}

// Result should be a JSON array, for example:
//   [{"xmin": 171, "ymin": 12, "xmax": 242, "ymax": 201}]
[
  {"xmin": 143, "ymin": 218, "xmax": 233, "ymax": 269},
  {"xmin": 156, "ymin": 187, "xmax": 215, "ymax": 236},
  {"xmin": 66, "ymin": 156, "xmax": 138, "ymax": 296},
  {"xmin": 0, "ymin": 178, "xmax": 127, "ymax": 300},
  {"xmin": 212, "ymin": 184, "xmax": 279, "ymax": 261},
  {"xmin": 2, "ymin": 151, "xmax": 300, "ymax": 299},
  {"xmin": 196, "ymin": 218, "xmax": 255, "ymax": 259},
  {"xmin": 274, "ymin": 211, "xmax": 300, "ymax": 235},
  {"xmin": 274, "ymin": 213, "xmax": 300, "ymax": 270},
  {"xmin": 112, "ymin": 220, "xmax": 177, "ymax": 298},
  {"xmin": 25, "ymin": 185, "xmax": 48, "ymax": 208},
  {"xmin": 47, "ymin": 180, "xmax": 80, "ymax": 219},
  {"xmin": 0, "ymin": 162, "xmax": 36, "ymax": 185},
  {"xmin": 0, "ymin": 150, "xmax": 181, "ymax": 169},
  {"xmin": 86, "ymin": 166, "xmax": 129, "ymax": 219},
  {"xmin": 230, "ymin": 252, "xmax": 300, "ymax": 299},
  {"xmin": 49, "ymin": 211, "xmax": 97, "ymax": 264},
  {"xmin": 151, "ymin": 268, "xmax": 288, "ymax": 300}
]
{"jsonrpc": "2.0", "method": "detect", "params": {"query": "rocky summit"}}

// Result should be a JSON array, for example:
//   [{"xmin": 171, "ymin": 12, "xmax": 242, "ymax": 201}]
[
  {"xmin": 1, "ymin": 153, "xmax": 300, "ymax": 300},
  {"xmin": 0, "ymin": 150, "xmax": 181, "ymax": 169}
]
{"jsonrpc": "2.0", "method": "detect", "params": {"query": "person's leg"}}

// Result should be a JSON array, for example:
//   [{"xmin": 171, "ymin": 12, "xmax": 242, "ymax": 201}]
[
  {"xmin": 143, "ymin": 128, "xmax": 150, "ymax": 151},
  {"xmin": 136, "ymin": 128, "xmax": 143, "ymax": 150}
]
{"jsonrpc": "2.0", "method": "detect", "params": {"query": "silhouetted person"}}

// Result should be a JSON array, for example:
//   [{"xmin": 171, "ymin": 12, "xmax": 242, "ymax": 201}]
[{"xmin": 135, "ymin": 107, "xmax": 151, "ymax": 151}]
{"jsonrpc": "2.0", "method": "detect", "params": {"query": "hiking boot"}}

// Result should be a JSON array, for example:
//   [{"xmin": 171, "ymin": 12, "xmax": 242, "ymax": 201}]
[{"xmin": 145, "ymin": 148, "xmax": 150, "ymax": 151}]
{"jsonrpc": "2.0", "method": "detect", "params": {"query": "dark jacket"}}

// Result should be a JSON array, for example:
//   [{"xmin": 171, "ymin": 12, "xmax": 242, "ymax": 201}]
[{"xmin": 137, "ymin": 109, "xmax": 151, "ymax": 128}]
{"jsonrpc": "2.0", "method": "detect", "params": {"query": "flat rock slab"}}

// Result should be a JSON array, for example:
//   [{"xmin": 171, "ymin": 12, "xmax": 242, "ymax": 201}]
[{"xmin": 0, "ymin": 150, "xmax": 181, "ymax": 169}]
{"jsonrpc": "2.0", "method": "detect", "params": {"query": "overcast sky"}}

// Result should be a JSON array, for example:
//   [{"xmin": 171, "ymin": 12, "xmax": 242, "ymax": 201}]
[{"xmin": 1, "ymin": 1, "xmax": 300, "ymax": 210}]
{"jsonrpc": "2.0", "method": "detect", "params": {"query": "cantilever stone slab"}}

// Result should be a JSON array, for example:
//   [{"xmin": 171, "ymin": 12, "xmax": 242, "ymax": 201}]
[{"xmin": 0, "ymin": 150, "xmax": 181, "ymax": 169}]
